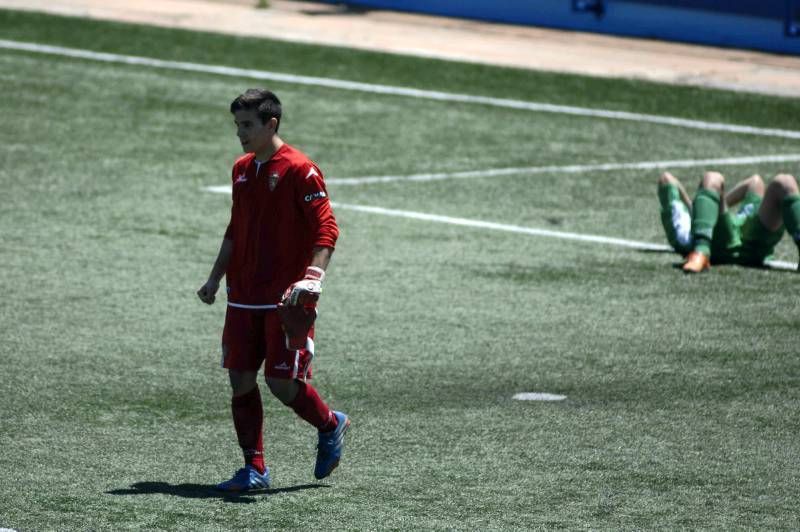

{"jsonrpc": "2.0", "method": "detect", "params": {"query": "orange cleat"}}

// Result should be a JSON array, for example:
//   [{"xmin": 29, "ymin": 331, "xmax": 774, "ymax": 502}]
[{"xmin": 682, "ymin": 251, "xmax": 711, "ymax": 273}]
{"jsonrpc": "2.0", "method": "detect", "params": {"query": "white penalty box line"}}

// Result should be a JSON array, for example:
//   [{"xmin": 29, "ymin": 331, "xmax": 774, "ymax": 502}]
[
  {"xmin": 3, "ymin": 39, "xmax": 800, "ymax": 140},
  {"xmin": 333, "ymin": 202, "xmax": 671, "ymax": 251},
  {"xmin": 326, "ymin": 154, "xmax": 800, "ymax": 186},
  {"xmin": 204, "ymin": 183, "xmax": 668, "ymax": 250},
  {"xmin": 202, "ymin": 185, "xmax": 797, "ymax": 270}
]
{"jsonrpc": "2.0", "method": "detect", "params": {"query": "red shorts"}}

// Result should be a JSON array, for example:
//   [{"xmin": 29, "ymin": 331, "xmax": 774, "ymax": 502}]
[{"xmin": 221, "ymin": 306, "xmax": 314, "ymax": 380}]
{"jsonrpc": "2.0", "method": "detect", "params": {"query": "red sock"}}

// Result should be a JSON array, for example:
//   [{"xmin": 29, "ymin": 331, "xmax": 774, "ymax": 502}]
[
  {"xmin": 231, "ymin": 386, "xmax": 265, "ymax": 474},
  {"xmin": 289, "ymin": 381, "xmax": 338, "ymax": 432}
]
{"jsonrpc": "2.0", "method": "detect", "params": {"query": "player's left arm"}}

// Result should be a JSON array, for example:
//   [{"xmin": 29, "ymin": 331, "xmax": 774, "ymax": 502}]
[
  {"xmin": 297, "ymin": 161, "xmax": 339, "ymax": 254},
  {"xmin": 309, "ymin": 245, "xmax": 333, "ymax": 272},
  {"xmin": 298, "ymin": 162, "xmax": 339, "ymax": 249},
  {"xmin": 281, "ymin": 162, "xmax": 339, "ymax": 306},
  {"xmin": 281, "ymin": 245, "xmax": 333, "ymax": 306},
  {"xmin": 277, "ymin": 166, "xmax": 337, "ymax": 348}
]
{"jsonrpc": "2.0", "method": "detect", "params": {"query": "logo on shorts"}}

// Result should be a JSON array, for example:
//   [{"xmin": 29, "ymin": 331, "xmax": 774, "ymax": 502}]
[
  {"xmin": 274, "ymin": 362, "xmax": 290, "ymax": 371},
  {"xmin": 268, "ymin": 172, "xmax": 280, "ymax": 191},
  {"xmin": 735, "ymin": 203, "xmax": 756, "ymax": 222}
]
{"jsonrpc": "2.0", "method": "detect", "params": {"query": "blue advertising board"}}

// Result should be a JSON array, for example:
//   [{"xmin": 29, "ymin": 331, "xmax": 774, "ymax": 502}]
[{"xmin": 316, "ymin": 0, "xmax": 800, "ymax": 55}]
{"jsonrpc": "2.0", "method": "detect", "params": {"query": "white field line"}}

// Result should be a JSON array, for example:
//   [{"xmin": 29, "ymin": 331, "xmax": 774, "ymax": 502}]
[
  {"xmin": 330, "ymin": 202, "xmax": 669, "ymax": 251},
  {"xmin": 206, "ymin": 182, "xmax": 667, "ymax": 249},
  {"xmin": 206, "ymin": 185, "xmax": 236, "ymax": 194},
  {"xmin": 3, "ymin": 39, "xmax": 800, "ymax": 140},
  {"xmin": 204, "ymin": 187, "xmax": 797, "ymax": 270},
  {"xmin": 513, "ymin": 393, "xmax": 567, "ymax": 401},
  {"xmin": 327, "ymin": 154, "xmax": 800, "ymax": 185}
]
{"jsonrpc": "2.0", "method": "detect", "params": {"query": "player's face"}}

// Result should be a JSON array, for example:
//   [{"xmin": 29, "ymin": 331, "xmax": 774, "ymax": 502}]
[{"xmin": 233, "ymin": 109, "xmax": 275, "ymax": 155}]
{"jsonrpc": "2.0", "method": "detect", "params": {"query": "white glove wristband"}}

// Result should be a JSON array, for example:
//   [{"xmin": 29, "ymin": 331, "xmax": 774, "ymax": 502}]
[{"xmin": 305, "ymin": 266, "xmax": 325, "ymax": 282}]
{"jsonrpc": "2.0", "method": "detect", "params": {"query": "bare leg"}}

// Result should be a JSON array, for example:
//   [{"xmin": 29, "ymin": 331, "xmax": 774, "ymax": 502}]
[
  {"xmin": 699, "ymin": 171, "xmax": 726, "ymax": 213},
  {"xmin": 266, "ymin": 377, "xmax": 299, "ymax": 404},
  {"xmin": 759, "ymin": 174, "xmax": 799, "ymax": 231},
  {"xmin": 658, "ymin": 171, "xmax": 692, "ymax": 209},
  {"xmin": 229, "ymin": 369, "xmax": 258, "ymax": 396},
  {"xmin": 725, "ymin": 174, "xmax": 764, "ymax": 207}
]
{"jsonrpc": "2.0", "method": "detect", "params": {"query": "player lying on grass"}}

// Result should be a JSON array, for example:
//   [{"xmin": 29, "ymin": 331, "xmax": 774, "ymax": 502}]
[
  {"xmin": 197, "ymin": 88, "xmax": 350, "ymax": 492},
  {"xmin": 658, "ymin": 170, "xmax": 800, "ymax": 272}
]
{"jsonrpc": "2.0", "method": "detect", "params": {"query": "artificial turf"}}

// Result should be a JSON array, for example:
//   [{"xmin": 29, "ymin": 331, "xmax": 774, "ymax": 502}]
[{"xmin": 1, "ymin": 9, "xmax": 799, "ymax": 530}]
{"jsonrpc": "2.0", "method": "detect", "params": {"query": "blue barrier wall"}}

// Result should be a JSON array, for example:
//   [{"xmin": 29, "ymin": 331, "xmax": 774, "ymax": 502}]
[{"xmin": 318, "ymin": 0, "xmax": 800, "ymax": 55}]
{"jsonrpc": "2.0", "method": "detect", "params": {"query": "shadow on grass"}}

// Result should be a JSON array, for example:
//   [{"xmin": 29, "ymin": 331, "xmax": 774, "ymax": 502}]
[
  {"xmin": 668, "ymin": 260, "xmax": 797, "ymax": 273},
  {"xmin": 106, "ymin": 482, "xmax": 328, "ymax": 504},
  {"xmin": 636, "ymin": 249, "xmax": 797, "ymax": 273},
  {"xmin": 636, "ymin": 248, "xmax": 674, "ymax": 255}
]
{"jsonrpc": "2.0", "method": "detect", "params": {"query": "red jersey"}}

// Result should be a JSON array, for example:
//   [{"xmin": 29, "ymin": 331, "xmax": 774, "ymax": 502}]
[{"xmin": 224, "ymin": 144, "xmax": 338, "ymax": 306}]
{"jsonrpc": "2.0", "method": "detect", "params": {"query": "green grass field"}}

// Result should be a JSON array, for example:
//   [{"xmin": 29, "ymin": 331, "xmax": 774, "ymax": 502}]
[{"xmin": 1, "ymin": 9, "xmax": 799, "ymax": 530}]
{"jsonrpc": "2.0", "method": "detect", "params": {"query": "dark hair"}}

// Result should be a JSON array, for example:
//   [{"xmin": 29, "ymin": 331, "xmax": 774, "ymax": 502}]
[{"xmin": 230, "ymin": 89, "xmax": 282, "ymax": 132}]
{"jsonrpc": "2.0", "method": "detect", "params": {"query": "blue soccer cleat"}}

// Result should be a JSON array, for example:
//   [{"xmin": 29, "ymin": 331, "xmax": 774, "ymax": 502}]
[
  {"xmin": 314, "ymin": 411, "xmax": 351, "ymax": 480},
  {"xmin": 215, "ymin": 465, "xmax": 271, "ymax": 492}
]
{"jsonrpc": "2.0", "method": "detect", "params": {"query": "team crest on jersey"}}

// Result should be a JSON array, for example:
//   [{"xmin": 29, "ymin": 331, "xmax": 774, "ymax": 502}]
[{"xmin": 268, "ymin": 172, "xmax": 280, "ymax": 191}]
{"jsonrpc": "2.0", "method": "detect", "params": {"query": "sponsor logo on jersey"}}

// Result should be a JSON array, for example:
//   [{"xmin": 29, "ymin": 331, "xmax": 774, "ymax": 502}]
[
  {"xmin": 235, "ymin": 173, "xmax": 247, "ymax": 184},
  {"xmin": 304, "ymin": 191, "xmax": 327, "ymax": 202},
  {"xmin": 274, "ymin": 362, "xmax": 290, "ymax": 371},
  {"xmin": 305, "ymin": 167, "xmax": 320, "ymax": 180},
  {"xmin": 268, "ymin": 172, "xmax": 280, "ymax": 191}
]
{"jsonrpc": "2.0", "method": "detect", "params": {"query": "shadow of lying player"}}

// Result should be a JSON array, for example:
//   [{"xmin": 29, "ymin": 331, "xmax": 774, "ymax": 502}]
[
  {"xmin": 106, "ymin": 481, "xmax": 328, "ymax": 504},
  {"xmin": 635, "ymin": 249, "xmax": 797, "ymax": 273},
  {"xmin": 666, "ymin": 259, "xmax": 798, "ymax": 273}
]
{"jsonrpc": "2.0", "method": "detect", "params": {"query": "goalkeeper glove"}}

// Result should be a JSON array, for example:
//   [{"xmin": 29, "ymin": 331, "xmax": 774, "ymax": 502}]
[
  {"xmin": 281, "ymin": 266, "xmax": 325, "ymax": 307},
  {"xmin": 278, "ymin": 267, "xmax": 324, "ymax": 350}
]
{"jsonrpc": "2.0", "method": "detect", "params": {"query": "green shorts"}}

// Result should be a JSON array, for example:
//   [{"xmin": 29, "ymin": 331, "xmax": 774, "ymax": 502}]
[
  {"xmin": 659, "ymin": 186, "xmax": 783, "ymax": 265},
  {"xmin": 710, "ymin": 193, "xmax": 782, "ymax": 265}
]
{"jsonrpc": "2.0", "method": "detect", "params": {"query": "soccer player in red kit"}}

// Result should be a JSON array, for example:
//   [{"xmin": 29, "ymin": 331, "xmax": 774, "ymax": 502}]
[{"xmin": 197, "ymin": 89, "xmax": 350, "ymax": 491}]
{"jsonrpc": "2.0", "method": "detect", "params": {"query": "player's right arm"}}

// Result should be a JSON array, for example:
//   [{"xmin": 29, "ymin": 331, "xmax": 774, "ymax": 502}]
[
  {"xmin": 197, "ymin": 237, "xmax": 233, "ymax": 305},
  {"xmin": 199, "ymin": 162, "xmax": 241, "ymax": 305}
]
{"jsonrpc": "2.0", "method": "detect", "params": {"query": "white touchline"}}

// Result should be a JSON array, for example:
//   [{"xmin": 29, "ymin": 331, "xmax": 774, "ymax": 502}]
[
  {"xmin": 3, "ymin": 39, "xmax": 800, "ymax": 140},
  {"xmin": 203, "ymin": 187, "xmax": 797, "ymax": 270},
  {"xmin": 326, "ymin": 154, "xmax": 800, "ymax": 185}
]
